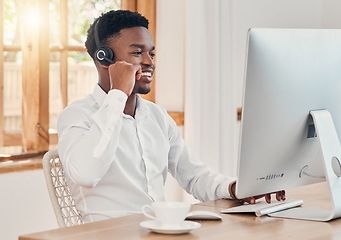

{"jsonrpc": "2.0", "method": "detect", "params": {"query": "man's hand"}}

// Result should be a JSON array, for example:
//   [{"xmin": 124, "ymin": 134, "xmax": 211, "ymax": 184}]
[
  {"xmin": 229, "ymin": 181, "xmax": 286, "ymax": 204},
  {"xmin": 108, "ymin": 61, "xmax": 142, "ymax": 96},
  {"xmin": 241, "ymin": 190, "xmax": 286, "ymax": 204}
]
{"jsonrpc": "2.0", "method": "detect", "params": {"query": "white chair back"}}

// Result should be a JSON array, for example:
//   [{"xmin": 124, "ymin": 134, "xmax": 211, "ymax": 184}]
[{"xmin": 42, "ymin": 149, "xmax": 84, "ymax": 227}]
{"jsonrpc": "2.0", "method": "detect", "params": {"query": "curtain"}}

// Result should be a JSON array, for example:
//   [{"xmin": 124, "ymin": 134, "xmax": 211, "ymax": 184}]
[{"xmin": 184, "ymin": 0, "xmax": 238, "ymax": 177}]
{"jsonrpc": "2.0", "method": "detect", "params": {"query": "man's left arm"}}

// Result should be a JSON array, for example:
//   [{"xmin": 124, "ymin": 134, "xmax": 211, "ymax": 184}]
[{"xmin": 166, "ymin": 114, "xmax": 236, "ymax": 201}]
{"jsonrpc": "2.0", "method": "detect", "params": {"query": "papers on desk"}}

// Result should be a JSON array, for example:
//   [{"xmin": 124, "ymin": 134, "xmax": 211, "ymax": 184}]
[{"xmin": 221, "ymin": 199, "xmax": 304, "ymax": 217}]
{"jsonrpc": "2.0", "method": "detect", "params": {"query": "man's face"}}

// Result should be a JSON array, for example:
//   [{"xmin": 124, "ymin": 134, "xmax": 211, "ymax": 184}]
[{"xmin": 108, "ymin": 27, "xmax": 155, "ymax": 95}]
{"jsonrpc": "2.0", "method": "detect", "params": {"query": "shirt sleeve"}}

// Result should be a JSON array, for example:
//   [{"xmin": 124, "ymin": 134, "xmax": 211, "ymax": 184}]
[
  {"xmin": 57, "ymin": 89, "xmax": 127, "ymax": 188},
  {"xmin": 166, "ymin": 113, "xmax": 236, "ymax": 201}
]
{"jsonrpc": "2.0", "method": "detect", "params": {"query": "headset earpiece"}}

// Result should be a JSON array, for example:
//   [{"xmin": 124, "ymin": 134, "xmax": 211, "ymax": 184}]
[
  {"xmin": 94, "ymin": 20, "xmax": 115, "ymax": 66},
  {"xmin": 95, "ymin": 46, "xmax": 115, "ymax": 66}
]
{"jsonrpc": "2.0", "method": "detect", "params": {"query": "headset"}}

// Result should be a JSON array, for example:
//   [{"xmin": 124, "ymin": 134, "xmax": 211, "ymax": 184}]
[{"xmin": 94, "ymin": 20, "xmax": 115, "ymax": 66}]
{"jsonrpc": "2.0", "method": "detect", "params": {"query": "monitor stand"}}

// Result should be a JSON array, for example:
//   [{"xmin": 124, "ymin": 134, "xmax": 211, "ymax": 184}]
[{"xmin": 268, "ymin": 110, "xmax": 341, "ymax": 221}]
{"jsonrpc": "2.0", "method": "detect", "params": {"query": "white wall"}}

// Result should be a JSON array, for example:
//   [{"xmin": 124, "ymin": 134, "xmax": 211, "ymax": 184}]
[
  {"xmin": 0, "ymin": 170, "xmax": 58, "ymax": 240},
  {"xmin": 155, "ymin": 0, "xmax": 194, "ymax": 203},
  {"xmin": 155, "ymin": 0, "xmax": 185, "ymax": 112}
]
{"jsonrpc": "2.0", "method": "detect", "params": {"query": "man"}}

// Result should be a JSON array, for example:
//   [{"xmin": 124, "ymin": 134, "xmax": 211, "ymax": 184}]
[{"xmin": 57, "ymin": 10, "xmax": 285, "ymax": 223}]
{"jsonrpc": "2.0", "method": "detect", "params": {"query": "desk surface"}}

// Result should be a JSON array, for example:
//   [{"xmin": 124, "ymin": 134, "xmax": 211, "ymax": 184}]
[{"xmin": 19, "ymin": 182, "xmax": 341, "ymax": 240}]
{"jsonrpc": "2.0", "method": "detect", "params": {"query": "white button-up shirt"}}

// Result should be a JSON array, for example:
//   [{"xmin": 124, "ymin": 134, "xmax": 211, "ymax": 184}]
[{"xmin": 57, "ymin": 84, "xmax": 235, "ymax": 222}]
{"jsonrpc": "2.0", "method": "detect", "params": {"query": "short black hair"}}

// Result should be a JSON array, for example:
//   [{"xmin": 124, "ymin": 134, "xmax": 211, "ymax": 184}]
[{"xmin": 85, "ymin": 10, "xmax": 149, "ymax": 60}]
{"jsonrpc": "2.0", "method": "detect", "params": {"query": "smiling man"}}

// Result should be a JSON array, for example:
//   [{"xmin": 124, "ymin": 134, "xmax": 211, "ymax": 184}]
[{"xmin": 57, "ymin": 10, "xmax": 285, "ymax": 223}]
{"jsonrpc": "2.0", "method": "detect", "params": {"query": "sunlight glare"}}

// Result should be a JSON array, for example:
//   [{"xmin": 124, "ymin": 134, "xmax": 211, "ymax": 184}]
[{"xmin": 26, "ymin": 7, "xmax": 40, "ymax": 28}]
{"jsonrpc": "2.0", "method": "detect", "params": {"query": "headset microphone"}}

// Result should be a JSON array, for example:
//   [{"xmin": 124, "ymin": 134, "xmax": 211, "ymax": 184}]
[{"xmin": 94, "ymin": 20, "xmax": 115, "ymax": 66}]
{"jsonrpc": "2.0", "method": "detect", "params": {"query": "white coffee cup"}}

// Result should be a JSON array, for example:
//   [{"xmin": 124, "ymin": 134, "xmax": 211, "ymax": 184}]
[{"xmin": 142, "ymin": 201, "xmax": 191, "ymax": 228}]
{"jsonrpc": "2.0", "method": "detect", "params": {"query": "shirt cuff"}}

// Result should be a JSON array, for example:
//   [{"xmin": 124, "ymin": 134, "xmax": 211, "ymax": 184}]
[
  {"xmin": 106, "ymin": 89, "xmax": 128, "ymax": 104},
  {"xmin": 217, "ymin": 177, "xmax": 237, "ymax": 199}
]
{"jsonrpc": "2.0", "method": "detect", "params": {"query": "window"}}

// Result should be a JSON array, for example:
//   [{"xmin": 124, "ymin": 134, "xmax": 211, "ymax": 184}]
[{"xmin": 1, "ymin": 0, "xmax": 156, "ymax": 157}]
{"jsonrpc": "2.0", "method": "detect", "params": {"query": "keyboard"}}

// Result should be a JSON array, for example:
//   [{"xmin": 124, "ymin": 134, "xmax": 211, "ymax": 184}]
[{"xmin": 221, "ymin": 199, "xmax": 304, "ymax": 217}]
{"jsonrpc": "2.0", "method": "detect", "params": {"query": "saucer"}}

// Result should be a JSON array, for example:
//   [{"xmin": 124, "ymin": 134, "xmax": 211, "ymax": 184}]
[{"xmin": 140, "ymin": 220, "xmax": 201, "ymax": 234}]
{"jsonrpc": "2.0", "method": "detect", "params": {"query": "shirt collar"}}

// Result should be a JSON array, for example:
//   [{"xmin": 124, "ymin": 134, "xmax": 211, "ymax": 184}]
[{"xmin": 135, "ymin": 95, "xmax": 150, "ymax": 120}]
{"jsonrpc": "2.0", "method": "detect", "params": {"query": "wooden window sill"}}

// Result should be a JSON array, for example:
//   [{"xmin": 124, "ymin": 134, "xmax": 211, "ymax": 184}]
[{"xmin": 0, "ymin": 152, "xmax": 45, "ymax": 174}]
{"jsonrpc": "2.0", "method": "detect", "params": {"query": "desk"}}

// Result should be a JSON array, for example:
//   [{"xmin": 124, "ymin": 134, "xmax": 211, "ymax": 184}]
[{"xmin": 19, "ymin": 182, "xmax": 341, "ymax": 240}]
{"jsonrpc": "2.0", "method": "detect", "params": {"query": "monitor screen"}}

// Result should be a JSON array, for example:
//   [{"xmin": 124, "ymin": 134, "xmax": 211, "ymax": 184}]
[{"xmin": 236, "ymin": 28, "xmax": 341, "ymax": 199}]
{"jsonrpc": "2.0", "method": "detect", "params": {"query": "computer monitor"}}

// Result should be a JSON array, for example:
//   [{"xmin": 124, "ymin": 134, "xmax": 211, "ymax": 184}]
[{"xmin": 235, "ymin": 28, "xmax": 341, "ymax": 221}]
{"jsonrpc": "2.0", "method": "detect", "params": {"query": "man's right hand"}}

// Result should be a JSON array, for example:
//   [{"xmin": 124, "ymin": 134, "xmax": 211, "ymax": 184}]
[
  {"xmin": 229, "ymin": 180, "xmax": 286, "ymax": 204},
  {"xmin": 108, "ymin": 61, "xmax": 142, "ymax": 96}
]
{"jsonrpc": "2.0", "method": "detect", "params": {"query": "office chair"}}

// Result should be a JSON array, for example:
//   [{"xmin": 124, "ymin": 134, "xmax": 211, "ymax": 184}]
[{"xmin": 42, "ymin": 149, "xmax": 84, "ymax": 227}]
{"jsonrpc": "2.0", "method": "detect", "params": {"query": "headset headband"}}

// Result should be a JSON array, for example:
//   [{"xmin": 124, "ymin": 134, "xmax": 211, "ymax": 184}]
[{"xmin": 94, "ymin": 20, "xmax": 101, "ymax": 49}]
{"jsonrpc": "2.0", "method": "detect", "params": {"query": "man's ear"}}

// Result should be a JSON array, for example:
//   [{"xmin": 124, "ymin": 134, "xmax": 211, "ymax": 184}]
[{"xmin": 99, "ymin": 63, "xmax": 110, "ymax": 69}]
